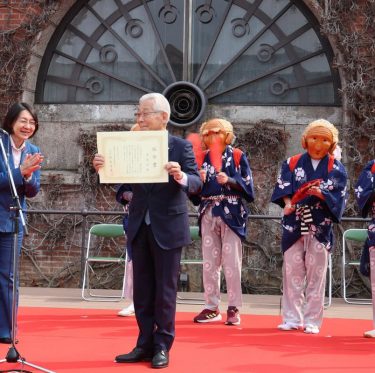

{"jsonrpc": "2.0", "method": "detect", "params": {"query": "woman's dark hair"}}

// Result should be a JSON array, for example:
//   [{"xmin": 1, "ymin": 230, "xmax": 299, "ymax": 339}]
[{"xmin": 2, "ymin": 102, "xmax": 39, "ymax": 138}]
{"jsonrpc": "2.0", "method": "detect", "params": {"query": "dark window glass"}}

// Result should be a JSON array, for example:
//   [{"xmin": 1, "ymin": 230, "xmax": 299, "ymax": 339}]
[{"xmin": 36, "ymin": 0, "xmax": 340, "ymax": 105}]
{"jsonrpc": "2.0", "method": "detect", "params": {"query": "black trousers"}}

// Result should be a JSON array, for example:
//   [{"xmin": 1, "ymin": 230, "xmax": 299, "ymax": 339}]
[{"xmin": 132, "ymin": 223, "xmax": 182, "ymax": 353}]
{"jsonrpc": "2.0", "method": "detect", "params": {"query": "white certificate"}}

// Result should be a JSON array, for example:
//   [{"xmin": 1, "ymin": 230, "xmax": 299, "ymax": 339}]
[{"xmin": 97, "ymin": 130, "xmax": 169, "ymax": 183}]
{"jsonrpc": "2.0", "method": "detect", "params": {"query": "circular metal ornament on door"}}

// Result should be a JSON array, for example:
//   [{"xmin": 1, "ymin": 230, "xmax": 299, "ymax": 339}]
[{"xmin": 163, "ymin": 82, "xmax": 206, "ymax": 128}]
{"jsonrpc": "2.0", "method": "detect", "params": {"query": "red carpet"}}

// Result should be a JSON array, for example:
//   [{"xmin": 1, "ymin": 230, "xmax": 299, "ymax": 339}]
[{"xmin": 0, "ymin": 307, "xmax": 374, "ymax": 372}]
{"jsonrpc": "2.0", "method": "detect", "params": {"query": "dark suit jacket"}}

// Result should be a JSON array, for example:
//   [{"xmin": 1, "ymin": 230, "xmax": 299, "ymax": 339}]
[{"xmin": 126, "ymin": 134, "xmax": 201, "ymax": 250}]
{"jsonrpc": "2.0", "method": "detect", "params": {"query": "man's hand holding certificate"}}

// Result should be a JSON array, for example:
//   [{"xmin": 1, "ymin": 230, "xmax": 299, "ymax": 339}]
[{"xmin": 96, "ymin": 130, "xmax": 168, "ymax": 183}]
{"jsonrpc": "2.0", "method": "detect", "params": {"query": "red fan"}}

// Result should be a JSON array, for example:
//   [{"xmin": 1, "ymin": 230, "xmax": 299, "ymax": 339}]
[
  {"xmin": 291, "ymin": 179, "xmax": 322, "ymax": 205},
  {"xmin": 209, "ymin": 137, "xmax": 222, "ymax": 172},
  {"xmin": 186, "ymin": 133, "xmax": 205, "ymax": 169}
]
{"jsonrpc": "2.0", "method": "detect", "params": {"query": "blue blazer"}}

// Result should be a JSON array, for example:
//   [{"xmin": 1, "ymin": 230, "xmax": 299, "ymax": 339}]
[
  {"xmin": 0, "ymin": 135, "xmax": 41, "ymax": 232},
  {"xmin": 126, "ymin": 134, "xmax": 201, "ymax": 250}
]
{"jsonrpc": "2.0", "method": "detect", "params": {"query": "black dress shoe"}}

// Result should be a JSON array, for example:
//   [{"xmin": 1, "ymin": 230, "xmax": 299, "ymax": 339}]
[
  {"xmin": 151, "ymin": 350, "xmax": 169, "ymax": 369},
  {"xmin": 115, "ymin": 347, "xmax": 153, "ymax": 363},
  {"xmin": 0, "ymin": 337, "xmax": 12, "ymax": 344}
]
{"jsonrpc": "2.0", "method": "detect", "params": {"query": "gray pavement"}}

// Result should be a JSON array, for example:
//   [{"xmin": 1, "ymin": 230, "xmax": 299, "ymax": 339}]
[{"xmin": 19, "ymin": 287, "xmax": 372, "ymax": 320}]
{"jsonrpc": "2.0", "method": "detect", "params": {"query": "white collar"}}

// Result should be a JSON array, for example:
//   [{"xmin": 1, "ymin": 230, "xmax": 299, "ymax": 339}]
[{"xmin": 10, "ymin": 136, "xmax": 26, "ymax": 151}]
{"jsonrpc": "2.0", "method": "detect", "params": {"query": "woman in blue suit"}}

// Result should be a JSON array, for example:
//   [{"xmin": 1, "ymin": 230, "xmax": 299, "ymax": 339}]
[{"xmin": 0, "ymin": 102, "xmax": 43, "ymax": 343}]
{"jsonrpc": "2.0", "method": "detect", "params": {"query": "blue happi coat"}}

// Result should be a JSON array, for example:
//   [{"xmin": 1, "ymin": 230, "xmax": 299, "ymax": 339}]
[
  {"xmin": 355, "ymin": 160, "xmax": 375, "ymax": 276},
  {"xmin": 195, "ymin": 145, "xmax": 254, "ymax": 240},
  {"xmin": 271, "ymin": 152, "xmax": 347, "ymax": 252}
]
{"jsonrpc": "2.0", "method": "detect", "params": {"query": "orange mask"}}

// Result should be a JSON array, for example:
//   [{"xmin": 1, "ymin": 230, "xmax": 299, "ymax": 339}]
[
  {"xmin": 201, "ymin": 121, "xmax": 227, "ymax": 153},
  {"xmin": 304, "ymin": 126, "xmax": 334, "ymax": 160}
]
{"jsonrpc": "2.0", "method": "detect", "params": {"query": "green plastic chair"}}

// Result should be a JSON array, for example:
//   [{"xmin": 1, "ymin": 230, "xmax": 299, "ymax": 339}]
[
  {"xmin": 189, "ymin": 225, "xmax": 200, "ymax": 240},
  {"xmin": 179, "ymin": 226, "xmax": 202, "ymax": 265},
  {"xmin": 82, "ymin": 224, "xmax": 127, "ymax": 301},
  {"xmin": 177, "ymin": 226, "xmax": 204, "ymax": 305},
  {"xmin": 341, "ymin": 228, "xmax": 370, "ymax": 304}
]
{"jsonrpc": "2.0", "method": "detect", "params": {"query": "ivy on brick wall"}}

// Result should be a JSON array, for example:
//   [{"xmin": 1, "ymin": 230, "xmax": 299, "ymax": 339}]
[
  {"xmin": 0, "ymin": 0, "xmax": 61, "ymax": 119},
  {"xmin": 235, "ymin": 122, "xmax": 290, "ymax": 294},
  {"xmin": 77, "ymin": 124, "xmax": 130, "ymax": 208},
  {"xmin": 319, "ymin": 0, "xmax": 375, "ymax": 167},
  {"xmin": 318, "ymin": 0, "xmax": 375, "ymax": 299}
]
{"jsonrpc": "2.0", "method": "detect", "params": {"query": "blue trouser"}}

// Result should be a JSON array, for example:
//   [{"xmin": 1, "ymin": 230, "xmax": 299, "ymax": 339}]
[{"xmin": 0, "ymin": 231, "xmax": 23, "ymax": 339}]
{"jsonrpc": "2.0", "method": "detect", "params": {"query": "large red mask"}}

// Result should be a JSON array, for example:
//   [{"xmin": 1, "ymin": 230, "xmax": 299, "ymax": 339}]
[{"xmin": 199, "ymin": 119, "xmax": 235, "ymax": 172}]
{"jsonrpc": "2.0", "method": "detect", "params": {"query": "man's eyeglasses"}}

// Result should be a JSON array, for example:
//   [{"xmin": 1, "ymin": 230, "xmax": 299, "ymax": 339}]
[{"xmin": 134, "ymin": 111, "xmax": 162, "ymax": 119}]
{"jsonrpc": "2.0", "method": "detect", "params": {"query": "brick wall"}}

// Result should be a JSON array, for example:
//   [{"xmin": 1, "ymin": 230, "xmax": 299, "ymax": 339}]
[
  {"xmin": 0, "ymin": 1, "xmax": 41, "ymax": 32},
  {"xmin": 20, "ymin": 183, "xmax": 125, "ymax": 288}
]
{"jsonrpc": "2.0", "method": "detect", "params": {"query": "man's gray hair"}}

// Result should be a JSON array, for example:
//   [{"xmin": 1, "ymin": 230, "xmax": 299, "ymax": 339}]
[{"xmin": 140, "ymin": 93, "xmax": 171, "ymax": 121}]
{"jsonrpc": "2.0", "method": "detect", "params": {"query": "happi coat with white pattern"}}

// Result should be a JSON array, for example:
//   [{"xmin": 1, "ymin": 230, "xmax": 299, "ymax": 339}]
[
  {"xmin": 271, "ymin": 152, "xmax": 347, "ymax": 253},
  {"xmin": 355, "ymin": 159, "xmax": 375, "ymax": 277},
  {"xmin": 195, "ymin": 145, "xmax": 255, "ymax": 239}
]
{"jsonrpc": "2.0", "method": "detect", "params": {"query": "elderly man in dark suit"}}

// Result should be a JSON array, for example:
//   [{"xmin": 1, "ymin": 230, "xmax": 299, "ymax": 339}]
[{"xmin": 93, "ymin": 93, "xmax": 201, "ymax": 369}]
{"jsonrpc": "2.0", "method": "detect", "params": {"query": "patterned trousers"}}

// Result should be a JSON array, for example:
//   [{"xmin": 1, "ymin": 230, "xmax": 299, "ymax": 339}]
[
  {"xmin": 281, "ymin": 233, "xmax": 329, "ymax": 328},
  {"xmin": 201, "ymin": 208, "xmax": 243, "ymax": 310},
  {"xmin": 370, "ymin": 247, "xmax": 375, "ymax": 327}
]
